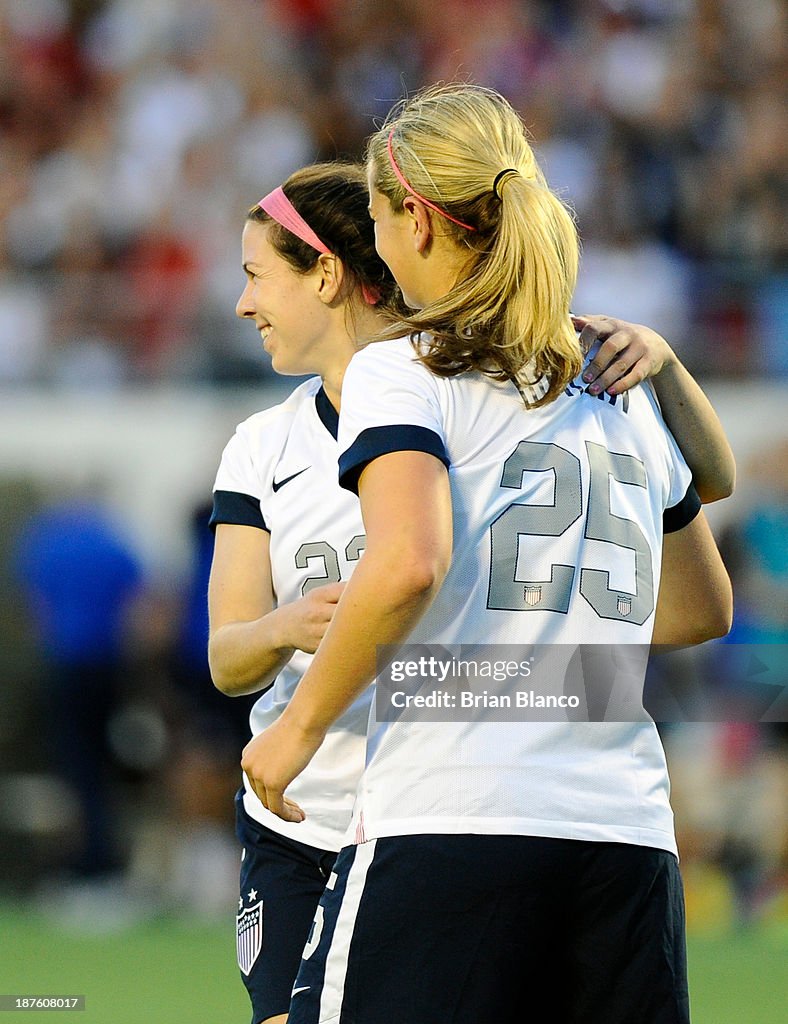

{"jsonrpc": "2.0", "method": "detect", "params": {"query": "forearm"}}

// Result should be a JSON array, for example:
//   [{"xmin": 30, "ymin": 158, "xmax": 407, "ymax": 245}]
[
  {"xmin": 283, "ymin": 551, "xmax": 441, "ymax": 735},
  {"xmin": 209, "ymin": 609, "xmax": 294, "ymax": 696},
  {"xmin": 650, "ymin": 356, "xmax": 735, "ymax": 503}
]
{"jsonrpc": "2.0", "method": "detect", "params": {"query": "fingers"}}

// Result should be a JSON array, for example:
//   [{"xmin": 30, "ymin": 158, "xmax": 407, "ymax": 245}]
[
  {"xmin": 241, "ymin": 731, "xmax": 309, "ymax": 823},
  {"xmin": 574, "ymin": 314, "xmax": 673, "ymax": 396},
  {"xmin": 573, "ymin": 314, "xmax": 628, "ymax": 361},
  {"xmin": 584, "ymin": 348, "xmax": 639, "ymax": 394},
  {"xmin": 265, "ymin": 790, "xmax": 305, "ymax": 823},
  {"xmin": 576, "ymin": 324, "xmax": 601, "ymax": 356},
  {"xmin": 575, "ymin": 312, "xmax": 643, "ymax": 391},
  {"xmin": 243, "ymin": 769, "xmax": 306, "ymax": 822},
  {"xmin": 571, "ymin": 313, "xmax": 617, "ymax": 343},
  {"xmin": 293, "ymin": 583, "xmax": 345, "ymax": 652},
  {"xmin": 309, "ymin": 581, "xmax": 345, "ymax": 602},
  {"xmin": 600, "ymin": 362, "xmax": 648, "ymax": 396}
]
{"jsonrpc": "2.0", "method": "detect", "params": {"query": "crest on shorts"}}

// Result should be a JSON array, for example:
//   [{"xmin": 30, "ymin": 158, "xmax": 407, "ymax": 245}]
[
  {"xmin": 237, "ymin": 900, "xmax": 263, "ymax": 976},
  {"xmin": 523, "ymin": 585, "xmax": 542, "ymax": 606},
  {"xmin": 617, "ymin": 594, "xmax": 632, "ymax": 617}
]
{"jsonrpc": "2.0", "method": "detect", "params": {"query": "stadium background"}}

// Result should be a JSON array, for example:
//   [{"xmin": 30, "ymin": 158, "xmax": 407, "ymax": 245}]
[{"xmin": 0, "ymin": 0, "xmax": 785, "ymax": 1020}]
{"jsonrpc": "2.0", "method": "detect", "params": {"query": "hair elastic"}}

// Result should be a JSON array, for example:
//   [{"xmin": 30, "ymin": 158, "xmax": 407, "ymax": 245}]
[
  {"xmin": 492, "ymin": 168, "xmax": 520, "ymax": 200},
  {"xmin": 386, "ymin": 130, "xmax": 476, "ymax": 232},
  {"xmin": 361, "ymin": 284, "xmax": 381, "ymax": 306},
  {"xmin": 258, "ymin": 186, "xmax": 332, "ymax": 255}
]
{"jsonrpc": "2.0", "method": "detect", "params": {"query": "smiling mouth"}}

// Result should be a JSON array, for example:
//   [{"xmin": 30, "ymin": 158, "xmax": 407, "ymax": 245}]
[{"xmin": 259, "ymin": 324, "xmax": 272, "ymax": 341}]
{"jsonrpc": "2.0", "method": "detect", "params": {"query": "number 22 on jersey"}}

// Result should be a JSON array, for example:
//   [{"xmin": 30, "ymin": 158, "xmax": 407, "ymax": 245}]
[{"xmin": 295, "ymin": 535, "xmax": 366, "ymax": 594}]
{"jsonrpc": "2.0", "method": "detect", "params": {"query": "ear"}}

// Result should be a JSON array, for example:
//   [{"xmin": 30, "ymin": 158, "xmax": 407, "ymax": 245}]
[
  {"xmin": 315, "ymin": 253, "xmax": 344, "ymax": 305},
  {"xmin": 402, "ymin": 196, "xmax": 434, "ymax": 254}
]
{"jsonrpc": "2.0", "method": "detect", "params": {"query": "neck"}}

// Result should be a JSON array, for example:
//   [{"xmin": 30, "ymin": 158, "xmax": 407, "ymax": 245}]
[
  {"xmin": 416, "ymin": 234, "xmax": 470, "ymax": 306},
  {"xmin": 321, "ymin": 306, "xmax": 384, "ymax": 412},
  {"xmin": 321, "ymin": 374, "xmax": 343, "ymax": 412}
]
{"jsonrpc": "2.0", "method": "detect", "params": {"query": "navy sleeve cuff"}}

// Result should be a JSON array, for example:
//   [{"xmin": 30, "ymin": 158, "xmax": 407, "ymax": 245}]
[
  {"xmin": 338, "ymin": 425, "xmax": 450, "ymax": 494},
  {"xmin": 209, "ymin": 490, "xmax": 268, "ymax": 532},
  {"xmin": 663, "ymin": 482, "xmax": 701, "ymax": 534}
]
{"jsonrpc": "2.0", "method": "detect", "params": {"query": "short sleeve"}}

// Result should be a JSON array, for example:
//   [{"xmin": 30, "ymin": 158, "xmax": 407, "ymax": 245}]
[
  {"xmin": 210, "ymin": 424, "xmax": 268, "ymax": 532},
  {"xmin": 663, "ymin": 482, "xmax": 701, "ymax": 533},
  {"xmin": 338, "ymin": 340, "xmax": 450, "ymax": 494}
]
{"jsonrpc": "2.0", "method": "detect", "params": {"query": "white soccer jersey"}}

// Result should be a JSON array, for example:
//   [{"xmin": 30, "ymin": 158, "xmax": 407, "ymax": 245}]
[
  {"xmin": 337, "ymin": 338, "xmax": 701, "ymax": 856},
  {"xmin": 212, "ymin": 377, "xmax": 369, "ymax": 851}
]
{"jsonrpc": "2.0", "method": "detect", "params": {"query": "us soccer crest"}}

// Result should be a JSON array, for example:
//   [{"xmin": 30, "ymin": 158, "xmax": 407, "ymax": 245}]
[
  {"xmin": 617, "ymin": 594, "xmax": 632, "ymax": 617},
  {"xmin": 237, "ymin": 900, "xmax": 263, "ymax": 976},
  {"xmin": 523, "ymin": 585, "xmax": 542, "ymax": 606}
]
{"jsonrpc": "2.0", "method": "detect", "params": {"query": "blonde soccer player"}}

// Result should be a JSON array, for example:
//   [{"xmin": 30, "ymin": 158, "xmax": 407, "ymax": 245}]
[{"xmin": 240, "ymin": 87, "xmax": 732, "ymax": 1024}]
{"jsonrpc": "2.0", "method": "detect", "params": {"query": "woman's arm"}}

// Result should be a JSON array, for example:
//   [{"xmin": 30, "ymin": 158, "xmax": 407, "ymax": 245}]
[
  {"xmin": 239, "ymin": 450, "xmax": 453, "ymax": 819},
  {"xmin": 653, "ymin": 510, "xmax": 733, "ymax": 646},
  {"xmin": 573, "ymin": 315, "xmax": 736, "ymax": 503},
  {"xmin": 208, "ymin": 523, "xmax": 343, "ymax": 696}
]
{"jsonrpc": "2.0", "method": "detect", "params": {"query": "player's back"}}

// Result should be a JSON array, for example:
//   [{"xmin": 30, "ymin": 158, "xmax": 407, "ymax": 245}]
[
  {"xmin": 338, "ymin": 338, "xmax": 695, "ymax": 853},
  {"xmin": 416, "ymin": 354, "xmax": 686, "ymax": 648}
]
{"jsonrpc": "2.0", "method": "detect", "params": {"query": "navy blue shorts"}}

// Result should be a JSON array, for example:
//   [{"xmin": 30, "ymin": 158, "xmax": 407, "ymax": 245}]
[
  {"xmin": 235, "ymin": 791, "xmax": 337, "ymax": 1024},
  {"xmin": 289, "ymin": 834, "xmax": 689, "ymax": 1024}
]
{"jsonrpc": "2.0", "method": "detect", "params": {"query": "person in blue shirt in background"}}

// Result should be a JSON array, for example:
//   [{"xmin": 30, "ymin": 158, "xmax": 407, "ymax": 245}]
[{"xmin": 15, "ymin": 492, "xmax": 144, "ymax": 879}]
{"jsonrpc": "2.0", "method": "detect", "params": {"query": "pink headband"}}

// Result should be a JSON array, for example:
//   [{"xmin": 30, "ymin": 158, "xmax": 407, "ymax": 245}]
[
  {"xmin": 257, "ymin": 186, "xmax": 380, "ymax": 305},
  {"xmin": 258, "ymin": 186, "xmax": 332, "ymax": 255},
  {"xmin": 386, "ymin": 129, "xmax": 476, "ymax": 232}
]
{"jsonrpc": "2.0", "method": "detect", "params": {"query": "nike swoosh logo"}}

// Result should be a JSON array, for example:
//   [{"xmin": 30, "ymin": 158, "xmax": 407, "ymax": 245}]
[
  {"xmin": 272, "ymin": 467, "xmax": 309, "ymax": 492},
  {"xmin": 291, "ymin": 986, "xmax": 310, "ymax": 997}
]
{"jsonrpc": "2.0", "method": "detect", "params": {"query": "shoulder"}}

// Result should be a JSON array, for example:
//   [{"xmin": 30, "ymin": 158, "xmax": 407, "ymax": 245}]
[
  {"xmin": 233, "ymin": 377, "xmax": 322, "ymax": 446},
  {"xmin": 347, "ymin": 336, "xmax": 437, "ymax": 388},
  {"xmin": 226, "ymin": 378, "xmax": 323, "ymax": 472},
  {"xmin": 215, "ymin": 377, "xmax": 321, "ymax": 493},
  {"xmin": 351, "ymin": 335, "xmax": 423, "ymax": 369}
]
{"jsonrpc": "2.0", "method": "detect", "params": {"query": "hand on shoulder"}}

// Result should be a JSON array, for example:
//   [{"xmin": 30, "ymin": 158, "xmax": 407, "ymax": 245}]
[{"xmin": 572, "ymin": 314, "xmax": 676, "ymax": 396}]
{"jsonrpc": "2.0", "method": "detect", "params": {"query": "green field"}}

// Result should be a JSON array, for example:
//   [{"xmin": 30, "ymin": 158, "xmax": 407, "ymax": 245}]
[{"xmin": 0, "ymin": 905, "xmax": 785, "ymax": 1023}]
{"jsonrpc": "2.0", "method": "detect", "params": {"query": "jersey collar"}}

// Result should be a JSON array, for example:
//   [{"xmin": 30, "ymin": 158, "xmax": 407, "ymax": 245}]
[{"xmin": 315, "ymin": 385, "xmax": 339, "ymax": 440}]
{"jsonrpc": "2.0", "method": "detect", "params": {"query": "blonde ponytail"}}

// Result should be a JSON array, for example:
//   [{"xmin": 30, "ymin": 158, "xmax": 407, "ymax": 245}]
[{"xmin": 367, "ymin": 84, "xmax": 582, "ymax": 405}]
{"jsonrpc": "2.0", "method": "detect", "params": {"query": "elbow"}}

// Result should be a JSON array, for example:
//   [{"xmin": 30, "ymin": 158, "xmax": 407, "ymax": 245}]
[
  {"xmin": 710, "ymin": 593, "xmax": 734, "ymax": 641},
  {"xmin": 382, "ymin": 548, "xmax": 450, "ymax": 608},
  {"xmin": 713, "ymin": 572, "xmax": 735, "ymax": 639},
  {"xmin": 207, "ymin": 632, "xmax": 229, "ymax": 694},
  {"xmin": 208, "ymin": 656, "xmax": 237, "ymax": 696},
  {"xmin": 657, "ymin": 583, "xmax": 734, "ymax": 648},
  {"xmin": 695, "ymin": 588, "xmax": 734, "ymax": 644},
  {"xmin": 397, "ymin": 558, "xmax": 448, "ymax": 603},
  {"xmin": 696, "ymin": 466, "xmax": 736, "ymax": 505},
  {"xmin": 210, "ymin": 662, "xmax": 268, "ymax": 697},
  {"xmin": 696, "ymin": 479, "xmax": 735, "ymax": 504},
  {"xmin": 211, "ymin": 675, "xmax": 236, "ymax": 697},
  {"xmin": 418, "ymin": 542, "xmax": 452, "ymax": 597},
  {"xmin": 691, "ymin": 617, "xmax": 731, "ymax": 646},
  {"xmin": 208, "ymin": 641, "xmax": 254, "ymax": 696}
]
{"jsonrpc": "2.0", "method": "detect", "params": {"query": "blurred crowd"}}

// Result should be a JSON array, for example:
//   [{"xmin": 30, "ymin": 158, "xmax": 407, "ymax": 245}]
[
  {"xmin": 0, "ymin": 0, "xmax": 785, "ymax": 387},
  {"xmin": 0, "ymin": 0, "xmax": 786, "ymax": 934}
]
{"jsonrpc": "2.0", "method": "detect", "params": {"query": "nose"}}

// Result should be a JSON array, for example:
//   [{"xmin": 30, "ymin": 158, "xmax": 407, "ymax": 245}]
[{"xmin": 235, "ymin": 280, "xmax": 255, "ymax": 319}]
